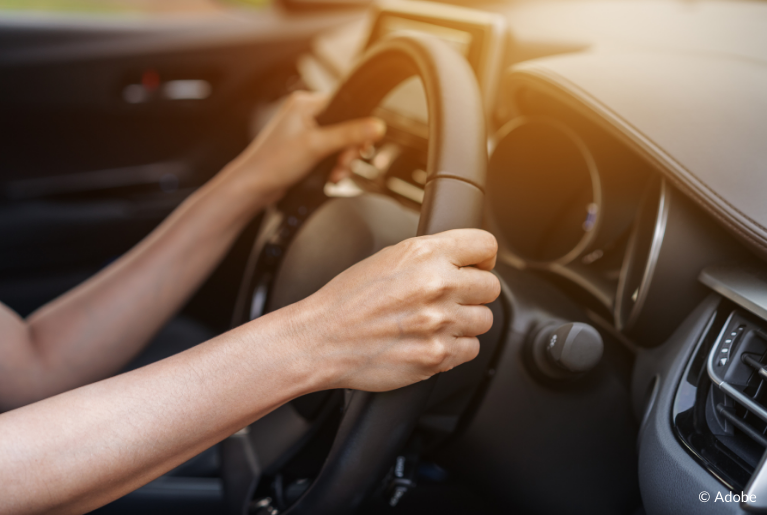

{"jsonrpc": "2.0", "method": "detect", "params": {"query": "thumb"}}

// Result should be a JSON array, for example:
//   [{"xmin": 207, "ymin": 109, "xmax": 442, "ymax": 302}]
[{"xmin": 314, "ymin": 117, "xmax": 386, "ymax": 157}]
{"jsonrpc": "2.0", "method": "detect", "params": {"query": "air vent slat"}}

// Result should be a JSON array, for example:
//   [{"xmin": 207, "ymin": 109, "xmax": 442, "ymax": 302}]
[
  {"xmin": 716, "ymin": 404, "xmax": 767, "ymax": 447},
  {"xmin": 742, "ymin": 353, "xmax": 767, "ymax": 381}
]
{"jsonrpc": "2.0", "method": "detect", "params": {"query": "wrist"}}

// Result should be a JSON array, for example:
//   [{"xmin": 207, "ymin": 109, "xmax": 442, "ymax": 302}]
[
  {"xmin": 257, "ymin": 297, "xmax": 342, "ymax": 395},
  {"xmin": 220, "ymin": 155, "xmax": 287, "ymax": 206},
  {"xmin": 189, "ymin": 164, "xmax": 279, "ymax": 231}
]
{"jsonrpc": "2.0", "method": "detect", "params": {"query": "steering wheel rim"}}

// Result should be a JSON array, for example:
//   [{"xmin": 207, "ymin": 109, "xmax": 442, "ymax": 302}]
[{"xmin": 278, "ymin": 32, "xmax": 487, "ymax": 514}]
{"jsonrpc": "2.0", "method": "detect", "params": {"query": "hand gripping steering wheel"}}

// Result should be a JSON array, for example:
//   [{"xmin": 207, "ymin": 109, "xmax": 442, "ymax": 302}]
[{"xmin": 273, "ymin": 32, "xmax": 487, "ymax": 513}]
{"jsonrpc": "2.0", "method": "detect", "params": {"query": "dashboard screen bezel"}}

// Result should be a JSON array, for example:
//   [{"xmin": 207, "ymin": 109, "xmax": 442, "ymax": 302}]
[{"xmin": 363, "ymin": 1, "xmax": 507, "ymax": 117}]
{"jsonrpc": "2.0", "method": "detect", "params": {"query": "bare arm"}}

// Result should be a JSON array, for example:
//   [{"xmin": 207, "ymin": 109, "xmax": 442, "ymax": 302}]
[
  {"xmin": 0, "ymin": 92, "xmax": 385, "ymax": 411},
  {"xmin": 0, "ymin": 229, "xmax": 500, "ymax": 515}
]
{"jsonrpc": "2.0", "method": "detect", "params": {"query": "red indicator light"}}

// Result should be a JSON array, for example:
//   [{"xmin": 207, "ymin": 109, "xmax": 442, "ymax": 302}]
[{"xmin": 141, "ymin": 70, "xmax": 161, "ymax": 92}]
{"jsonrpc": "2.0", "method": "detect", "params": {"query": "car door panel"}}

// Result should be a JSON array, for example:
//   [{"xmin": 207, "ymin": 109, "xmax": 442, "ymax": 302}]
[{"xmin": 0, "ymin": 7, "xmax": 362, "ymax": 320}]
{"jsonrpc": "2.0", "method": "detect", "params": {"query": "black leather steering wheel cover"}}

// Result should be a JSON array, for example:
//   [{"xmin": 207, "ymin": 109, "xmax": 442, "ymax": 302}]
[
  {"xmin": 282, "ymin": 33, "xmax": 486, "ymax": 514},
  {"xmin": 316, "ymin": 33, "xmax": 486, "ymax": 192}
]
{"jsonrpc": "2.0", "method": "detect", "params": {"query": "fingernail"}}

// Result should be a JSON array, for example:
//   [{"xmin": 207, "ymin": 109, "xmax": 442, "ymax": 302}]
[{"xmin": 366, "ymin": 119, "xmax": 386, "ymax": 139}]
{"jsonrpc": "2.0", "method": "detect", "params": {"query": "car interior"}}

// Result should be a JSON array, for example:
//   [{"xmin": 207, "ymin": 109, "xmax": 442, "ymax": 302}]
[{"xmin": 1, "ymin": 0, "xmax": 767, "ymax": 514}]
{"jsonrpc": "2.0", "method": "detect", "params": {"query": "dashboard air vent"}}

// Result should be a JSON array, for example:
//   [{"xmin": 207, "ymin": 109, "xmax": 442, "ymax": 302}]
[
  {"xmin": 707, "ymin": 312, "xmax": 767, "ymax": 458},
  {"xmin": 704, "ymin": 310, "xmax": 767, "ymax": 507}
]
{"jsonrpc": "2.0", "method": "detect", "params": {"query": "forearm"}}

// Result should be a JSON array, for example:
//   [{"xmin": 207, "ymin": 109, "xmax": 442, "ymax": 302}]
[
  {"xmin": 0, "ymin": 92, "xmax": 385, "ymax": 410},
  {"xmin": 0, "ymin": 226, "xmax": 500, "ymax": 515},
  {"xmin": 0, "ymin": 304, "xmax": 322, "ymax": 515},
  {"xmin": 16, "ymin": 170, "xmax": 272, "ymax": 406}
]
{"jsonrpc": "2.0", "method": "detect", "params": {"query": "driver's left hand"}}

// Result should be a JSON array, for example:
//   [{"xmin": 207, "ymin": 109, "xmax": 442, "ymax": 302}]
[{"xmin": 221, "ymin": 91, "xmax": 386, "ymax": 203}]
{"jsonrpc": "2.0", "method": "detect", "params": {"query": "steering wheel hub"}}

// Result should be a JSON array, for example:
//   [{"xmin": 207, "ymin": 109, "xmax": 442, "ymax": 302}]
[{"xmin": 267, "ymin": 195, "xmax": 418, "ymax": 313}]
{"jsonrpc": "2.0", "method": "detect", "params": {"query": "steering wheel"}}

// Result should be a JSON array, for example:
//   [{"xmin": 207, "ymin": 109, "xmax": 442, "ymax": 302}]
[{"xmin": 261, "ymin": 33, "xmax": 487, "ymax": 513}]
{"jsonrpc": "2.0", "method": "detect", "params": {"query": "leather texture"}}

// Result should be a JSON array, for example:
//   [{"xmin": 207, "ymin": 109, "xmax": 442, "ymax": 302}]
[
  {"xmin": 281, "ymin": 33, "xmax": 486, "ymax": 514},
  {"xmin": 317, "ymin": 33, "xmax": 486, "ymax": 191},
  {"xmin": 505, "ymin": 51, "xmax": 767, "ymax": 258}
]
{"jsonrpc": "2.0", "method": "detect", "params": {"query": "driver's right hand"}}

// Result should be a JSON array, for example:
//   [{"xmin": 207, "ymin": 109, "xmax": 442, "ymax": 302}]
[{"xmin": 266, "ymin": 228, "xmax": 500, "ymax": 393}]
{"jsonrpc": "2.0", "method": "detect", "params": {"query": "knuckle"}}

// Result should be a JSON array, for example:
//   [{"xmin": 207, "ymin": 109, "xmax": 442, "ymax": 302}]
[
  {"xmin": 401, "ymin": 237, "xmax": 435, "ymax": 261},
  {"xmin": 413, "ymin": 308, "xmax": 448, "ymax": 334},
  {"xmin": 423, "ymin": 338, "xmax": 450, "ymax": 368},
  {"xmin": 424, "ymin": 273, "xmax": 449, "ymax": 299},
  {"xmin": 398, "ymin": 237, "xmax": 420, "ymax": 255}
]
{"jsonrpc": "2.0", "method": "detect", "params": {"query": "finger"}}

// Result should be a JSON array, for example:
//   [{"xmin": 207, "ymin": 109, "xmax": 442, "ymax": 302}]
[
  {"xmin": 289, "ymin": 90, "xmax": 329, "ymax": 116},
  {"xmin": 430, "ymin": 229, "xmax": 498, "ymax": 270},
  {"xmin": 475, "ymin": 252, "xmax": 497, "ymax": 272},
  {"xmin": 313, "ymin": 117, "xmax": 386, "ymax": 158},
  {"xmin": 360, "ymin": 142, "xmax": 376, "ymax": 160},
  {"xmin": 440, "ymin": 336, "xmax": 481, "ymax": 372},
  {"xmin": 451, "ymin": 305, "xmax": 494, "ymax": 337},
  {"xmin": 451, "ymin": 267, "xmax": 501, "ymax": 305},
  {"xmin": 336, "ymin": 146, "xmax": 359, "ymax": 168},
  {"xmin": 329, "ymin": 165, "xmax": 352, "ymax": 184},
  {"xmin": 328, "ymin": 147, "xmax": 359, "ymax": 183}
]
